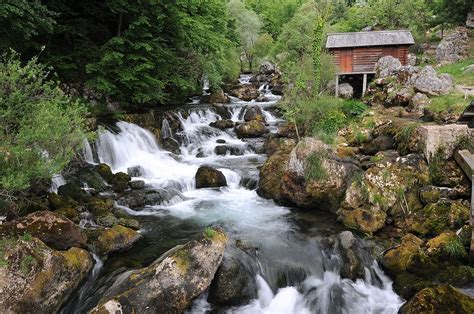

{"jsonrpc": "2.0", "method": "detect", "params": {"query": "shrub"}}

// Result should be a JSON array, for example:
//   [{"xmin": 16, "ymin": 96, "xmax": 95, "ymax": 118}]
[
  {"xmin": 0, "ymin": 51, "xmax": 91, "ymax": 194},
  {"xmin": 203, "ymin": 227, "xmax": 218, "ymax": 240},
  {"xmin": 443, "ymin": 236, "xmax": 468, "ymax": 260},
  {"xmin": 341, "ymin": 100, "xmax": 368, "ymax": 118}
]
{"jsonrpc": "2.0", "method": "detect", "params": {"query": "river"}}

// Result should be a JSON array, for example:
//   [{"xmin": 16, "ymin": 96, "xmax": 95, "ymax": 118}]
[{"xmin": 61, "ymin": 77, "xmax": 403, "ymax": 313}]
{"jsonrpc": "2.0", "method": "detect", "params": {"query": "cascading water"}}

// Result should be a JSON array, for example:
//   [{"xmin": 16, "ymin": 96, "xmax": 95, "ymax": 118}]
[{"xmin": 65, "ymin": 75, "xmax": 403, "ymax": 313}]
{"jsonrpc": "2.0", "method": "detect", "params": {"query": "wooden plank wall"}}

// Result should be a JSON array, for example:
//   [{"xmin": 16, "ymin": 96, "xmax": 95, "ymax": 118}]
[{"xmin": 330, "ymin": 45, "xmax": 410, "ymax": 73}]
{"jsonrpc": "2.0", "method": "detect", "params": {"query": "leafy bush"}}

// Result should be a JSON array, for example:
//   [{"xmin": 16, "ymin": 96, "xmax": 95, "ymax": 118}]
[
  {"xmin": 0, "ymin": 51, "xmax": 90, "ymax": 193},
  {"xmin": 203, "ymin": 227, "xmax": 218, "ymax": 240}
]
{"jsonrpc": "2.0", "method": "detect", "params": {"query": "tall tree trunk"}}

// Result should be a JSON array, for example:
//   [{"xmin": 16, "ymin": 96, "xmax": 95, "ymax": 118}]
[{"xmin": 117, "ymin": 13, "xmax": 123, "ymax": 37}]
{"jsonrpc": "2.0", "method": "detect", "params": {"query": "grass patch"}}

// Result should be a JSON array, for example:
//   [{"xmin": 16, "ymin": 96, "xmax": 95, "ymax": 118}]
[
  {"xmin": 203, "ymin": 227, "xmax": 218, "ymax": 240},
  {"xmin": 443, "ymin": 236, "xmax": 468, "ymax": 260},
  {"xmin": 370, "ymin": 155, "xmax": 384, "ymax": 163},
  {"xmin": 429, "ymin": 146, "xmax": 445, "ymax": 186},
  {"xmin": 437, "ymin": 58, "xmax": 474, "ymax": 86},
  {"xmin": 19, "ymin": 255, "xmax": 35, "ymax": 274},
  {"xmin": 304, "ymin": 152, "xmax": 328, "ymax": 182},
  {"xmin": 427, "ymin": 93, "xmax": 473, "ymax": 114}
]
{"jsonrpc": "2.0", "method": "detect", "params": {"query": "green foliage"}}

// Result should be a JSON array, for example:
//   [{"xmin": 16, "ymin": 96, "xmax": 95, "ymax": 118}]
[
  {"xmin": 20, "ymin": 254, "xmax": 35, "ymax": 274},
  {"xmin": 431, "ymin": 0, "xmax": 472, "ymax": 27},
  {"xmin": 0, "ymin": 51, "xmax": 91, "ymax": 191},
  {"xmin": 20, "ymin": 232, "xmax": 32, "ymax": 242},
  {"xmin": 203, "ymin": 227, "xmax": 218, "ymax": 240},
  {"xmin": 443, "ymin": 236, "xmax": 468, "ymax": 260},
  {"xmin": 394, "ymin": 123, "xmax": 418, "ymax": 155},
  {"xmin": 0, "ymin": 0, "xmax": 56, "ymax": 51},
  {"xmin": 429, "ymin": 147, "xmax": 446, "ymax": 186},
  {"xmin": 304, "ymin": 152, "xmax": 328, "ymax": 182},
  {"xmin": 245, "ymin": 0, "xmax": 303, "ymax": 38},
  {"xmin": 370, "ymin": 155, "xmax": 384, "ymax": 163},
  {"xmin": 427, "ymin": 94, "xmax": 473, "ymax": 115},
  {"xmin": 341, "ymin": 100, "xmax": 368, "ymax": 118}
]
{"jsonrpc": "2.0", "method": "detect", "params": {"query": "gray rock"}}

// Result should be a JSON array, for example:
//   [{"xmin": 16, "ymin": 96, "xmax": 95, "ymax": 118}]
[
  {"xmin": 375, "ymin": 56, "xmax": 402, "ymax": 78},
  {"xmin": 408, "ymin": 93, "xmax": 430, "ymax": 114},
  {"xmin": 361, "ymin": 135, "xmax": 395, "ymax": 155},
  {"xmin": 210, "ymin": 119, "xmax": 235, "ymax": 130},
  {"xmin": 127, "ymin": 165, "xmax": 144, "ymax": 177},
  {"xmin": 195, "ymin": 166, "xmax": 227, "ymax": 189},
  {"xmin": 338, "ymin": 83, "xmax": 354, "ymax": 99},
  {"xmin": 436, "ymin": 27, "xmax": 469, "ymax": 64},
  {"xmin": 259, "ymin": 61, "xmax": 277, "ymax": 75},
  {"xmin": 90, "ymin": 228, "xmax": 227, "ymax": 314},
  {"xmin": 337, "ymin": 231, "xmax": 373, "ymax": 280},
  {"xmin": 244, "ymin": 105, "xmax": 265, "ymax": 122},
  {"xmin": 129, "ymin": 180, "xmax": 145, "ymax": 190},
  {"xmin": 411, "ymin": 66, "xmax": 453, "ymax": 96}
]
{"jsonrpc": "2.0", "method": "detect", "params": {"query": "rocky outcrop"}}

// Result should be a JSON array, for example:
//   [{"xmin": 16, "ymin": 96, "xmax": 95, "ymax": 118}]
[
  {"xmin": 195, "ymin": 166, "xmax": 227, "ymax": 189},
  {"xmin": 202, "ymin": 90, "xmax": 230, "ymax": 104},
  {"xmin": 375, "ymin": 56, "xmax": 402, "ymax": 78},
  {"xmin": 419, "ymin": 124, "xmax": 473, "ymax": 161},
  {"xmin": 210, "ymin": 119, "xmax": 234, "ymax": 130},
  {"xmin": 410, "ymin": 66, "xmax": 453, "ymax": 96},
  {"xmin": 111, "ymin": 172, "xmax": 132, "ymax": 193},
  {"xmin": 235, "ymin": 120, "xmax": 267, "ymax": 138},
  {"xmin": 230, "ymin": 85, "xmax": 260, "ymax": 101},
  {"xmin": 0, "ymin": 237, "xmax": 92, "ymax": 313},
  {"xmin": 0, "ymin": 211, "xmax": 86, "ymax": 250},
  {"xmin": 435, "ymin": 27, "xmax": 469, "ymax": 64},
  {"xmin": 90, "ymin": 228, "xmax": 227, "ymax": 314},
  {"xmin": 400, "ymin": 285, "xmax": 474, "ymax": 314},
  {"xmin": 208, "ymin": 246, "xmax": 257, "ymax": 306},
  {"xmin": 338, "ymin": 154, "xmax": 429, "ymax": 234},
  {"xmin": 244, "ymin": 105, "xmax": 265, "ymax": 122},
  {"xmin": 258, "ymin": 137, "xmax": 357, "ymax": 210},
  {"xmin": 94, "ymin": 225, "xmax": 142, "ymax": 256},
  {"xmin": 383, "ymin": 234, "xmax": 424, "ymax": 274}
]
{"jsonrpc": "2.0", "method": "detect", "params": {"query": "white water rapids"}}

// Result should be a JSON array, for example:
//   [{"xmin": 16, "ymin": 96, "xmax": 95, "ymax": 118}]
[{"xmin": 68, "ymin": 79, "xmax": 403, "ymax": 313}]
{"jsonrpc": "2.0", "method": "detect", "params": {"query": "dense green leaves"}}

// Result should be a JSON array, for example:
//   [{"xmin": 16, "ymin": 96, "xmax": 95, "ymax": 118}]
[{"xmin": 0, "ymin": 52, "xmax": 90, "ymax": 191}]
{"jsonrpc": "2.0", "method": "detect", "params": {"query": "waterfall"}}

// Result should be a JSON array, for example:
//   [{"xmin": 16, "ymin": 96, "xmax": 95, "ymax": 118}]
[
  {"xmin": 83, "ymin": 139, "xmax": 95, "ymax": 164},
  {"xmin": 49, "ymin": 174, "xmax": 66, "ymax": 193},
  {"xmin": 161, "ymin": 118, "xmax": 173, "ymax": 139}
]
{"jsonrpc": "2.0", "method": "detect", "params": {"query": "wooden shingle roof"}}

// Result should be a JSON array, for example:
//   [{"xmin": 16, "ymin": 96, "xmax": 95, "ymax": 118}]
[{"xmin": 326, "ymin": 30, "xmax": 415, "ymax": 49}]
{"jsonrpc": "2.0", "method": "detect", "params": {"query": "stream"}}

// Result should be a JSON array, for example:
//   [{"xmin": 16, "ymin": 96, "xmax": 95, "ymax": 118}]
[{"xmin": 61, "ymin": 77, "xmax": 404, "ymax": 313}]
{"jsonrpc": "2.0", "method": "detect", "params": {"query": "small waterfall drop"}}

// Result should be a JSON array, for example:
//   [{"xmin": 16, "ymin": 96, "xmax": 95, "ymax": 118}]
[
  {"xmin": 83, "ymin": 139, "xmax": 95, "ymax": 164},
  {"xmin": 161, "ymin": 118, "xmax": 173, "ymax": 139},
  {"xmin": 49, "ymin": 174, "xmax": 66, "ymax": 193}
]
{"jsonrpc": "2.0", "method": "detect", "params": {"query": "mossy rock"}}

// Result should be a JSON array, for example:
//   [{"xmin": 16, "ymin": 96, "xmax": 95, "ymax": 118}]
[
  {"xmin": 409, "ymin": 201, "xmax": 469, "ymax": 236},
  {"xmin": 400, "ymin": 285, "xmax": 474, "ymax": 314},
  {"xmin": 0, "ymin": 211, "xmax": 86, "ymax": 250},
  {"xmin": 257, "ymin": 151, "xmax": 290, "ymax": 203},
  {"xmin": 337, "ymin": 207, "xmax": 387, "ymax": 235},
  {"xmin": 0, "ymin": 237, "xmax": 92, "ymax": 313},
  {"xmin": 96, "ymin": 225, "xmax": 142, "ymax": 256},
  {"xmin": 86, "ymin": 197, "xmax": 114, "ymax": 216},
  {"xmin": 438, "ymin": 266, "xmax": 474, "ymax": 287},
  {"xmin": 96, "ymin": 163, "xmax": 114, "ymax": 183},
  {"xmin": 383, "ymin": 234, "xmax": 424, "ymax": 274},
  {"xmin": 58, "ymin": 182, "xmax": 86, "ymax": 202},
  {"xmin": 55, "ymin": 207, "xmax": 80, "ymax": 223},
  {"xmin": 48, "ymin": 193, "xmax": 78, "ymax": 210},
  {"xmin": 235, "ymin": 120, "xmax": 267, "ymax": 138},
  {"xmin": 195, "ymin": 166, "xmax": 227, "ymax": 189},
  {"xmin": 393, "ymin": 272, "xmax": 434, "ymax": 300},
  {"xmin": 118, "ymin": 218, "xmax": 140, "ymax": 230},
  {"xmin": 111, "ymin": 172, "xmax": 131, "ymax": 193}
]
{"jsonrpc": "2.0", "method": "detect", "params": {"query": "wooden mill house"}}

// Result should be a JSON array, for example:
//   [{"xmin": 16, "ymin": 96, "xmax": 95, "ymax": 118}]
[{"xmin": 326, "ymin": 30, "xmax": 415, "ymax": 96}]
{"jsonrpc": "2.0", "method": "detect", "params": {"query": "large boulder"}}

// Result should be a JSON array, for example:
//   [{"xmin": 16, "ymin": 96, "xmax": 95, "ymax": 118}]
[
  {"xmin": 418, "ymin": 124, "xmax": 474, "ymax": 162},
  {"xmin": 229, "ymin": 85, "xmax": 260, "ymax": 101},
  {"xmin": 257, "ymin": 151, "xmax": 291, "ymax": 204},
  {"xmin": 360, "ymin": 135, "xmax": 395, "ymax": 155},
  {"xmin": 338, "ymin": 83, "xmax": 354, "ymax": 99},
  {"xmin": 263, "ymin": 137, "xmax": 297, "ymax": 157},
  {"xmin": 208, "ymin": 247, "xmax": 258, "ymax": 306},
  {"xmin": 243, "ymin": 105, "xmax": 265, "ymax": 122},
  {"xmin": 195, "ymin": 166, "xmax": 227, "ymax": 189},
  {"xmin": 383, "ymin": 234, "xmax": 424, "ymax": 274},
  {"xmin": 336, "ymin": 231, "xmax": 373, "ymax": 280},
  {"xmin": 400, "ymin": 285, "xmax": 474, "ymax": 314},
  {"xmin": 202, "ymin": 90, "xmax": 230, "ymax": 104},
  {"xmin": 410, "ymin": 66, "xmax": 453, "ymax": 96},
  {"xmin": 338, "ymin": 154, "xmax": 429, "ymax": 234},
  {"xmin": 90, "ymin": 228, "xmax": 227, "ymax": 314},
  {"xmin": 435, "ymin": 27, "xmax": 469, "ymax": 64},
  {"xmin": 0, "ymin": 211, "xmax": 86, "ymax": 250},
  {"xmin": 0, "ymin": 237, "xmax": 92, "ymax": 313},
  {"xmin": 94, "ymin": 225, "xmax": 142, "ymax": 256},
  {"xmin": 111, "ymin": 172, "xmax": 132, "ymax": 193},
  {"xmin": 375, "ymin": 56, "xmax": 402, "ymax": 78},
  {"xmin": 259, "ymin": 61, "xmax": 277, "ymax": 75},
  {"xmin": 235, "ymin": 120, "xmax": 267, "ymax": 138},
  {"xmin": 209, "ymin": 119, "xmax": 234, "ymax": 130},
  {"xmin": 281, "ymin": 138, "xmax": 359, "ymax": 211}
]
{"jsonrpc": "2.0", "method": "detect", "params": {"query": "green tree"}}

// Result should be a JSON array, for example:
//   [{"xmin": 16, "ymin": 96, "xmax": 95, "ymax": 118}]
[
  {"xmin": 0, "ymin": 51, "xmax": 90, "ymax": 193},
  {"xmin": 228, "ymin": 0, "xmax": 264, "ymax": 72},
  {"xmin": 312, "ymin": 0, "xmax": 333, "ymax": 94},
  {"xmin": 0, "ymin": 0, "xmax": 55, "ymax": 52}
]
